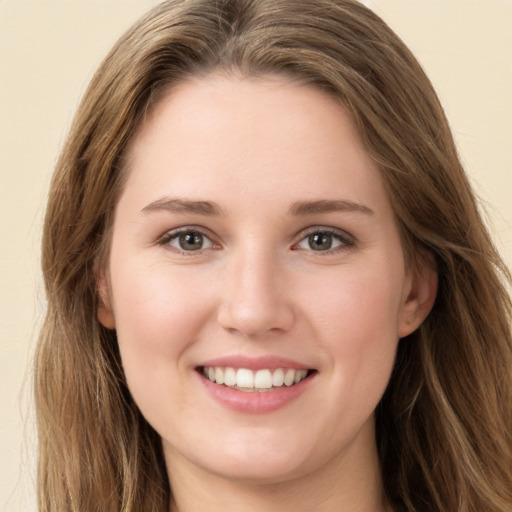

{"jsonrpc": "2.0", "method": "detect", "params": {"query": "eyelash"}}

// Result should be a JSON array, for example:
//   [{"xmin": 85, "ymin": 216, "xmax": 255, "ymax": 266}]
[
  {"xmin": 292, "ymin": 227, "xmax": 355, "ymax": 255},
  {"xmin": 156, "ymin": 226, "xmax": 355, "ymax": 256},
  {"xmin": 157, "ymin": 227, "xmax": 219, "ymax": 256}
]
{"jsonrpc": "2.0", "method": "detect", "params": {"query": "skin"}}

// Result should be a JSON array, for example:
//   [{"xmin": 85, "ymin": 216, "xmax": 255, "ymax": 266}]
[{"xmin": 98, "ymin": 74, "xmax": 437, "ymax": 512}]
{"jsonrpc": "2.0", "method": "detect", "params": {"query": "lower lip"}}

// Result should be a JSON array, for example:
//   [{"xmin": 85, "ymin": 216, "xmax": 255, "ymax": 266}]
[{"xmin": 198, "ymin": 372, "xmax": 315, "ymax": 414}]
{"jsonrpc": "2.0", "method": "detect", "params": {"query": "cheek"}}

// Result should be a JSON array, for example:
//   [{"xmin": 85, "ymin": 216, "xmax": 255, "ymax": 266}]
[
  {"xmin": 109, "ymin": 259, "xmax": 216, "ymax": 385},
  {"xmin": 304, "ymin": 263, "xmax": 403, "ymax": 393},
  {"xmin": 308, "ymin": 263, "xmax": 403, "ymax": 339}
]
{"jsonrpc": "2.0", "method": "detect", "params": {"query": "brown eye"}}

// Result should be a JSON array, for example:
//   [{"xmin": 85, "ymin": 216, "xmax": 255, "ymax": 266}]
[
  {"xmin": 164, "ymin": 229, "xmax": 214, "ymax": 252},
  {"xmin": 308, "ymin": 232, "xmax": 333, "ymax": 251},
  {"xmin": 178, "ymin": 231, "xmax": 205, "ymax": 251},
  {"xmin": 295, "ymin": 229, "xmax": 353, "ymax": 253}
]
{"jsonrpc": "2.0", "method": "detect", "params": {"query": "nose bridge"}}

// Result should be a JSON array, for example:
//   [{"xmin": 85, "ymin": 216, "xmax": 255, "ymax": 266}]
[{"xmin": 217, "ymin": 241, "xmax": 294, "ymax": 337}]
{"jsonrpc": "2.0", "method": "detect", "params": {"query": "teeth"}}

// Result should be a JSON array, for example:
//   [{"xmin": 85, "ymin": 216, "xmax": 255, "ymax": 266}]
[
  {"xmin": 272, "ymin": 368, "xmax": 284, "ymax": 387},
  {"xmin": 294, "ymin": 370, "xmax": 305, "ymax": 384},
  {"xmin": 236, "ymin": 368, "xmax": 254, "ymax": 388},
  {"xmin": 284, "ymin": 369, "xmax": 295, "ymax": 386},
  {"xmin": 215, "ymin": 367, "xmax": 224, "ymax": 385},
  {"xmin": 202, "ymin": 367, "xmax": 310, "ymax": 390},
  {"xmin": 224, "ymin": 367, "xmax": 237, "ymax": 386},
  {"xmin": 254, "ymin": 369, "xmax": 272, "ymax": 389}
]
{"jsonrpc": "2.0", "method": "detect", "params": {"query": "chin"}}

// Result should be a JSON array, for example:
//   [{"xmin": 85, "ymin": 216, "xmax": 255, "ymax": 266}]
[
  {"xmin": 202, "ymin": 456, "xmax": 311, "ymax": 486},
  {"xmin": 165, "ymin": 429, "xmax": 316, "ymax": 486}
]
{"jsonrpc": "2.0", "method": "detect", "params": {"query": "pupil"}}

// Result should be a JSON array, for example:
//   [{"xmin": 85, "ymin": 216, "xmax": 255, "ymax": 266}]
[
  {"xmin": 309, "ymin": 232, "xmax": 332, "ymax": 251},
  {"xmin": 179, "ymin": 232, "xmax": 203, "ymax": 250}
]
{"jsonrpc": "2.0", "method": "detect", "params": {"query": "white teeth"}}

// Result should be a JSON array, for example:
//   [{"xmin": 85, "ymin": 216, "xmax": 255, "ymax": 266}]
[
  {"xmin": 224, "ymin": 367, "xmax": 237, "ymax": 386},
  {"xmin": 202, "ymin": 366, "xmax": 310, "ymax": 390},
  {"xmin": 272, "ymin": 368, "xmax": 284, "ymax": 387},
  {"xmin": 294, "ymin": 369, "xmax": 307, "ymax": 384},
  {"xmin": 254, "ymin": 369, "xmax": 272, "ymax": 389},
  {"xmin": 215, "ymin": 367, "xmax": 224, "ymax": 385},
  {"xmin": 284, "ymin": 369, "xmax": 295, "ymax": 386},
  {"xmin": 236, "ymin": 368, "xmax": 254, "ymax": 388}
]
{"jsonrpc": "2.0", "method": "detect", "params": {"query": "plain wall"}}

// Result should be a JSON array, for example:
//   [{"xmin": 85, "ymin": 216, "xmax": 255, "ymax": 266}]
[{"xmin": 1, "ymin": 1, "xmax": 510, "ymax": 510}]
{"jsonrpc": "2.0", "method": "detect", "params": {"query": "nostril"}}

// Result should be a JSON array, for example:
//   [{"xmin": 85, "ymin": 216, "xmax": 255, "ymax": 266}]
[{"xmin": 216, "ymin": 302, "xmax": 295, "ymax": 338}]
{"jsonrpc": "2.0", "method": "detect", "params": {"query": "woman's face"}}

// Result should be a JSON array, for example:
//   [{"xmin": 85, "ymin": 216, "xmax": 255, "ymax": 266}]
[{"xmin": 99, "ymin": 75, "xmax": 433, "ymax": 486}]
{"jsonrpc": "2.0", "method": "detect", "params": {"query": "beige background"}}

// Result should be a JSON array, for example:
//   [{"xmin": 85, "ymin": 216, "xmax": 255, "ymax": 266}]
[{"xmin": 1, "ymin": 1, "xmax": 510, "ymax": 510}]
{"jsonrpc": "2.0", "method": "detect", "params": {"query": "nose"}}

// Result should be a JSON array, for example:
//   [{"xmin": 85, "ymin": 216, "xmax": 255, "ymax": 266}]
[{"xmin": 216, "ymin": 248, "xmax": 295, "ymax": 338}]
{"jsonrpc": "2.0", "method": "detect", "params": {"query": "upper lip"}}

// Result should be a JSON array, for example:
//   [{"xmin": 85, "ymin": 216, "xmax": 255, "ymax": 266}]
[{"xmin": 197, "ymin": 355, "xmax": 313, "ymax": 371}]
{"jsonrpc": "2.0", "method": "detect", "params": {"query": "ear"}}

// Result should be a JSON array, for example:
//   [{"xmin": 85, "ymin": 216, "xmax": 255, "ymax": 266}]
[
  {"xmin": 398, "ymin": 256, "xmax": 438, "ymax": 338},
  {"xmin": 97, "ymin": 268, "xmax": 116, "ymax": 329}
]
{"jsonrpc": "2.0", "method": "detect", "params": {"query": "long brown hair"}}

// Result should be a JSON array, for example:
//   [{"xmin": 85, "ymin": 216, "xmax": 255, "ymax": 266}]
[{"xmin": 36, "ymin": 1, "xmax": 512, "ymax": 510}]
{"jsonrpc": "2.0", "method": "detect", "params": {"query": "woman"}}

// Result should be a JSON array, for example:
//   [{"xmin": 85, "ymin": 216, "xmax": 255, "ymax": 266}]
[{"xmin": 35, "ymin": 0, "xmax": 512, "ymax": 511}]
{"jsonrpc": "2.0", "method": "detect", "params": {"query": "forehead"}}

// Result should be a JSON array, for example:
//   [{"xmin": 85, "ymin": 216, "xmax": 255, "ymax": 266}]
[{"xmin": 121, "ymin": 74, "xmax": 389, "ymax": 216}]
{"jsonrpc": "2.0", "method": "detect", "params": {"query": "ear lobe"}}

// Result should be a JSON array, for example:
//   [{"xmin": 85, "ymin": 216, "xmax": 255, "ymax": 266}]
[
  {"xmin": 97, "ymin": 268, "xmax": 116, "ymax": 329},
  {"xmin": 398, "ymin": 259, "xmax": 438, "ymax": 338}
]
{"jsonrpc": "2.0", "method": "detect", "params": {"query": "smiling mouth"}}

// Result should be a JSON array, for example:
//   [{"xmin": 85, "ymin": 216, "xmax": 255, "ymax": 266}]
[{"xmin": 198, "ymin": 366, "xmax": 316, "ymax": 392}]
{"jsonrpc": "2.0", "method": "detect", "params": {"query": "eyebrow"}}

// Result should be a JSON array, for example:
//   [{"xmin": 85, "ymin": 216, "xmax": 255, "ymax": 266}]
[
  {"xmin": 141, "ymin": 197, "xmax": 224, "ymax": 216},
  {"xmin": 141, "ymin": 197, "xmax": 374, "ymax": 217},
  {"xmin": 289, "ymin": 199, "xmax": 374, "ymax": 216}
]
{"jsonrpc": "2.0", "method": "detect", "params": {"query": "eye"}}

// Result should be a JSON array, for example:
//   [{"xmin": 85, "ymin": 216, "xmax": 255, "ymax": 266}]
[
  {"xmin": 160, "ymin": 229, "xmax": 215, "ymax": 252},
  {"xmin": 294, "ymin": 228, "xmax": 353, "ymax": 252}
]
